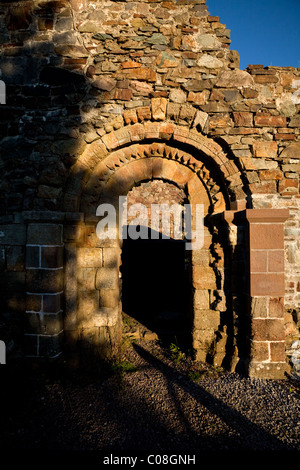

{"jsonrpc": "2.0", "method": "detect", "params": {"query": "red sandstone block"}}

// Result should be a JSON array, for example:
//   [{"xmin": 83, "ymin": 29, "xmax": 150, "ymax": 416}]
[
  {"xmin": 144, "ymin": 121, "xmax": 160, "ymax": 139},
  {"xmin": 268, "ymin": 250, "xmax": 284, "ymax": 273},
  {"xmin": 117, "ymin": 67, "xmax": 156, "ymax": 82},
  {"xmin": 253, "ymin": 75, "xmax": 279, "ymax": 84},
  {"xmin": 278, "ymin": 179, "xmax": 299, "ymax": 192},
  {"xmin": 249, "ymin": 224, "xmax": 284, "ymax": 250},
  {"xmin": 250, "ymin": 250, "xmax": 267, "ymax": 272},
  {"xmin": 248, "ymin": 181, "xmax": 277, "ymax": 194},
  {"xmin": 137, "ymin": 106, "xmax": 151, "ymax": 122},
  {"xmin": 252, "ymin": 318, "xmax": 285, "ymax": 341},
  {"xmin": 128, "ymin": 123, "xmax": 145, "ymax": 142},
  {"xmin": 252, "ymin": 141, "xmax": 278, "ymax": 158},
  {"xmin": 251, "ymin": 341, "xmax": 269, "ymax": 362},
  {"xmin": 121, "ymin": 61, "xmax": 141, "ymax": 69},
  {"xmin": 275, "ymin": 133, "xmax": 296, "ymax": 141},
  {"xmin": 101, "ymin": 131, "xmax": 119, "ymax": 151},
  {"xmin": 250, "ymin": 273, "xmax": 285, "ymax": 296},
  {"xmin": 207, "ymin": 15, "xmax": 220, "ymax": 22},
  {"xmin": 269, "ymin": 297, "xmax": 284, "ymax": 318},
  {"xmin": 131, "ymin": 158, "xmax": 153, "ymax": 182},
  {"xmin": 114, "ymin": 88, "xmax": 132, "ymax": 101},
  {"xmin": 254, "ymin": 115, "xmax": 286, "ymax": 127},
  {"xmin": 233, "ymin": 112, "xmax": 253, "ymax": 127},
  {"xmin": 111, "ymin": 165, "xmax": 136, "ymax": 191},
  {"xmin": 159, "ymin": 122, "xmax": 176, "ymax": 140},
  {"xmin": 270, "ymin": 342, "xmax": 286, "ymax": 362},
  {"xmin": 248, "ymin": 64, "xmax": 264, "ymax": 69},
  {"xmin": 259, "ymin": 169, "xmax": 283, "ymax": 181}
]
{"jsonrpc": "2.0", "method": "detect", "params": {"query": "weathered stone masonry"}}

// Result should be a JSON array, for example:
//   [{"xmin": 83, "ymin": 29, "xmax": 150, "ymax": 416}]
[{"xmin": 0, "ymin": 0, "xmax": 299, "ymax": 379}]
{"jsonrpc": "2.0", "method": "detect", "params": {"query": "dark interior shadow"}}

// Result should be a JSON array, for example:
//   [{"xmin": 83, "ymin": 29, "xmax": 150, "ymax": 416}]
[{"xmin": 121, "ymin": 225, "xmax": 192, "ymax": 353}]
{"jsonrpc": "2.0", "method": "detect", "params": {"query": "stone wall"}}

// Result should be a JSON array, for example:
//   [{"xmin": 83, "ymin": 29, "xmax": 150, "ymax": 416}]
[{"xmin": 0, "ymin": 0, "xmax": 299, "ymax": 378}]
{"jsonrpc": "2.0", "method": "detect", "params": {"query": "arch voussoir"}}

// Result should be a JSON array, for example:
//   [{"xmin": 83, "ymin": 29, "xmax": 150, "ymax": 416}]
[{"xmin": 63, "ymin": 123, "xmax": 248, "ymax": 212}]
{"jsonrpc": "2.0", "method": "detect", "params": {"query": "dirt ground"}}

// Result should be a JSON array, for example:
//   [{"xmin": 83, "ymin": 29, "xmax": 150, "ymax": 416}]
[{"xmin": 1, "ymin": 316, "xmax": 300, "ymax": 460}]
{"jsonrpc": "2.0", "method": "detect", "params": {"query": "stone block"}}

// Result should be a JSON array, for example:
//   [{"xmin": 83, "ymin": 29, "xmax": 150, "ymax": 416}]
[
  {"xmin": 250, "ymin": 273, "xmax": 285, "ymax": 296},
  {"xmin": 252, "ymin": 318, "xmax": 285, "ymax": 341},
  {"xmin": 103, "ymin": 247, "xmax": 121, "ymax": 268},
  {"xmin": 233, "ymin": 112, "xmax": 253, "ymax": 127},
  {"xmin": 77, "ymin": 247, "xmax": 102, "ymax": 268},
  {"xmin": 100, "ymin": 289, "xmax": 119, "ymax": 308},
  {"xmin": 96, "ymin": 267, "xmax": 118, "ymax": 290},
  {"xmin": 249, "ymin": 224, "xmax": 284, "ymax": 250},
  {"xmin": 24, "ymin": 311, "xmax": 63, "ymax": 335},
  {"xmin": 192, "ymin": 249, "xmax": 210, "ymax": 266},
  {"xmin": 250, "ymin": 296, "xmax": 268, "ymax": 318},
  {"xmin": 26, "ymin": 245, "xmax": 40, "ymax": 268},
  {"xmin": 41, "ymin": 246, "xmax": 63, "ymax": 268},
  {"xmin": 215, "ymin": 70, "xmax": 254, "ymax": 88},
  {"xmin": 270, "ymin": 341, "xmax": 286, "ymax": 362},
  {"xmin": 254, "ymin": 75, "xmax": 279, "ymax": 84},
  {"xmin": 114, "ymin": 88, "xmax": 132, "ymax": 101},
  {"xmin": 92, "ymin": 76, "xmax": 116, "ymax": 91},
  {"xmin": 166, "ymin": 102, "xmax": 180, "ymax": 121},
  {"xmin": 26, "ymin": 293, "xmax": 42, "ymax": 313},
  {"xmin": 259, "ymin": 169, "xmax": 283, "ymax": 181},
  {"xmin": 251, "ymin": 341, "xmax": 269, "ymax": 362},
  {"xmin": 269, "ymin": 297, "xmax": 284, "ymax": 318},
  {"xmin": 193, "ymin": 266, "xmax": 216, "ymax": 289},
  {"xmin": 194, "ymin": 309, "xmax": 220, "ymax": 330},
  {"xmin": 193, "ymin": 289, "xmax": 210, "ymax": 309},
  {"xmin": 6, "ymin": 246, "xmax": 24, "ymax": 271},
  {"xmin": 268, "ymin": 251, "xmax": 284, "ymax": 273},
  {"xmin": 248, "ymin": 362, "xmax": 289, "ymax": 380},
  {"xmin": 254, "ymin": 114, "xmax": 286, "ymax": 127},
  {"xmin": 43, "ymin": 293, "xmax": 62, "ymax": 313},
  {"xmin": 78, "ymin": 290, "xmax": 99, "ymax": 315},
  {"xmin": 0, "ymin": 224, "xmax": 26, "ymax": 245},
  {"xmin": 26, "ymin": 269, "xmax": 63, "ymax": 294},
  {"xmin": 250, "ymin": 250, "xmax": 267, "ymax": 273},
  {"xmin": 151, "ymin": 97, "xmax": 168, "ymax": 121},
  {"xmin": 169, "ymin": 89, "xmax": 187, "ymax": 104},
  {"xmin": 193, "ymin": 327, "xmax": 216, "ymax": 345},
  {"xmin": 93, "ymin": 307, "xmax": 119, "ymax": 327},
  {"xmin": 27, "ymin": 224, "xmax": 62, "ymax": 245}
]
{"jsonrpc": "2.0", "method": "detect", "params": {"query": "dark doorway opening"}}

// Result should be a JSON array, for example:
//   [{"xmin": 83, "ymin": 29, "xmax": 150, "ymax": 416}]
[{"xmin": 121, "ymin": 226, "xmax": 192, "ymax": 352}]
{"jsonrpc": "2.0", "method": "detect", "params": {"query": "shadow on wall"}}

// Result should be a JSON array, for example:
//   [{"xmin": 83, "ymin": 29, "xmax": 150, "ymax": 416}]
[
  {"xmin": 0, "ymin": 1, "xmax": 89, "ymax": 214},
  {"xmin": 0, "ymin": 1, "xmax": 91, "ymax": 356}
]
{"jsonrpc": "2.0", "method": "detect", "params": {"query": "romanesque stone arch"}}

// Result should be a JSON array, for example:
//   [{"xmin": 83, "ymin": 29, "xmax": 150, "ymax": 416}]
[
  {"xmin": 62, "ymin": 127, "xmax": 248, "ymax": 368},
  {"xmin": 62, "ymin": 123, "xmax": 248, "ymax": 214}
]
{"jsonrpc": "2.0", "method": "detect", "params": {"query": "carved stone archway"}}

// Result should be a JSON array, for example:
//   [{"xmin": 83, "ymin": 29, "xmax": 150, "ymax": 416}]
[
  {"xmin": 63, "ymin": 135, "xmax": 243, "ymax": 367},
  {"xmin": 22, "ymin": 125, "xmax": 289, "ymax": 378}
]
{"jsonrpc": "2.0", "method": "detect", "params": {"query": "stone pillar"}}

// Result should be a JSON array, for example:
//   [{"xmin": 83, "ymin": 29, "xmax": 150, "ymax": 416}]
[
  {"xmin": 246, "ymin": 209, "xmax": 289, "ymax": 379},
  {"xmin": 24, "ymin": 214, "xmax": 64, "ymax": 358}
]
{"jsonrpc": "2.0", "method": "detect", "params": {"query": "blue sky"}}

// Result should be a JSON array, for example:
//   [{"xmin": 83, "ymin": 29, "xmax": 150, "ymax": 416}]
[{"xmin": 207, "ymin": 0, "xmax": 300, "ymax": 70}]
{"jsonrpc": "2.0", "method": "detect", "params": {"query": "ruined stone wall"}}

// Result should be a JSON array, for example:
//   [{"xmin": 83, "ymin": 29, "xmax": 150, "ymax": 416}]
[{"xmin": 0, "ymin": 0, "xmax": 299, "ymax": 376}]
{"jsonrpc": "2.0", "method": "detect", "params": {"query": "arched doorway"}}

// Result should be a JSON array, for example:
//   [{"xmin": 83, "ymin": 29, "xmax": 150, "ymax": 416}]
[
  {"xmin": 120, "ymin": 179, "xmax": 193, "ymax": 351},
  {"xmin": 63, "ymin": 133, "xmax": 247, "ymax": 369}
]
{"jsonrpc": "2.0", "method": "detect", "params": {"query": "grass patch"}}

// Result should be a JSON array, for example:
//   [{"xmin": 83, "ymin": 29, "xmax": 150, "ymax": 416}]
[{"xmin": 111, "ymin": 359, "xmax": 138, "ymax": 374}]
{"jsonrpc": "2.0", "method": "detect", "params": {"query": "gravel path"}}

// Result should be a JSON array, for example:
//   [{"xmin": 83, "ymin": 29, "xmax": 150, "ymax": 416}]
[{"xmin": 1, "ymin": 335, "xmax": 300, "ymax": 454}]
